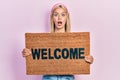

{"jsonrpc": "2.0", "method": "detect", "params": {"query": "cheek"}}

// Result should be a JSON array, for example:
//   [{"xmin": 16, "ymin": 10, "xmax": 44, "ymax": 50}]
[
  {"xmin": 53, "ymin": 17, "xmax": 58, "ymax": 21},
  {"xmin": 53, "ymin": 17, "xmax": 57, "ymax": 23},
  {"xmin": 63, "ymin": 18, "xmax": 67, "ymax": 24}
]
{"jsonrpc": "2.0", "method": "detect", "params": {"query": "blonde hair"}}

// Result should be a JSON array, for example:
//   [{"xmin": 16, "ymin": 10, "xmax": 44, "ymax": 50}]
[{"xmin": 50, "ymin": 3, "xmax": 71, "ymax": 32}]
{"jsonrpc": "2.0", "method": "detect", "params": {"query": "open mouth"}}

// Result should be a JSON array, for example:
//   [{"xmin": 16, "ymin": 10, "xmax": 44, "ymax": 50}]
[{"xmin": 58, "ymin": 21, "xmax": 62, "ymax": 26}]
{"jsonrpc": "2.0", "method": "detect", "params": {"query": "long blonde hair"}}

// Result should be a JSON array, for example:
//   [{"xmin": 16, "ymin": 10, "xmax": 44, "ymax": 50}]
[{"xmin": 50, "ymin": 3, "xmax": 71, "ymax": 32}]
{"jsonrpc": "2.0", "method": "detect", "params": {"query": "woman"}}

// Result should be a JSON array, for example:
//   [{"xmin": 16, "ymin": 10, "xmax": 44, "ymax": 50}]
[{"xmin": 22, "ymin": 3, "xmax": 93, "ymax": 80}]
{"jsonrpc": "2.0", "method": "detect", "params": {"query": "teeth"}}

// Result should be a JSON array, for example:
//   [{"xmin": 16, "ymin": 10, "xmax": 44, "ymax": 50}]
[{"xmin": 58, "ymin": 21, "xmax": 62, "ymax": 24}]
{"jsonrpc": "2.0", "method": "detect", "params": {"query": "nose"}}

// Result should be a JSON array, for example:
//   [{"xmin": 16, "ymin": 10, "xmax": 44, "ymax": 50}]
[{"xmin": 58, "ymin": 15, "xmax": 62, "ymax": 20}]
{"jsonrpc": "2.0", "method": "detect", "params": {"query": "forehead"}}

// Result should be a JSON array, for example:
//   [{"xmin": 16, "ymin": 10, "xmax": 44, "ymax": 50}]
[{"xmin": 53, "ymin": 8, "xmax": 67, "ymax": 13}]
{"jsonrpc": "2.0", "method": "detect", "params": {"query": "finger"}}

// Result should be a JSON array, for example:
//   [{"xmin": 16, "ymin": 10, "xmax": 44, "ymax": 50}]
[
  {"xmin": 23, "ymin": 52, "xmax": 31, "ymax": 57},
  {"xmin": 22, "ymin": 53, "xmax": 27, "ymax": 57},
  {"xmin": 85, "ymin": 56, "xmax": 92, "ymax": 63}
]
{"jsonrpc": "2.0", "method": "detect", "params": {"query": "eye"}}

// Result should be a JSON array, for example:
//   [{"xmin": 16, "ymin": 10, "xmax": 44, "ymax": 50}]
[
  {"xmin": 61, "ymin": 13, "xmax": 65, "ymax": 16},
  {"xmin": 53, "ymin": 13, "xmax": 58, "ymax": 16}
]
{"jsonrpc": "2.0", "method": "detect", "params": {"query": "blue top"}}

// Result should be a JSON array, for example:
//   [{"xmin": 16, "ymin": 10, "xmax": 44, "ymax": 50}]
[{"xmin": 43, "ymin": 75, "xmax": 74, "ymax": 80}]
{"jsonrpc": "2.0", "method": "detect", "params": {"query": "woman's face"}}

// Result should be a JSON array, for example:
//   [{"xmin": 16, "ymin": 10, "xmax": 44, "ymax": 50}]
[{"xmin": 53, "ymin": 8, "xmax": 67, "ymax": 29}]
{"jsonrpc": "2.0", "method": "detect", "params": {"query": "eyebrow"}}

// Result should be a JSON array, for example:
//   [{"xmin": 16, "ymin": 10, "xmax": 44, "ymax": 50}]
[{"xmin": 53, "ymin": 12, "xmax": 67, "ymax": 14}]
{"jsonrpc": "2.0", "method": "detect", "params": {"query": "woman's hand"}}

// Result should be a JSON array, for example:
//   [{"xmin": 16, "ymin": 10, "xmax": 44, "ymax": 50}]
[
  {"xmin": 22, "ymin": 48, "xmax": 31, "ymax": 57},
  {"xmin": 85, "ymin": 55, "xmax": 94, "ymax": 64}
]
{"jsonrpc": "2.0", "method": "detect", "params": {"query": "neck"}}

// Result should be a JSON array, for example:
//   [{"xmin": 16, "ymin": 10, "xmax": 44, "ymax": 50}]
[{"xmin": 55, "ymin": 27, "xmax": 65, "ymax": 33}]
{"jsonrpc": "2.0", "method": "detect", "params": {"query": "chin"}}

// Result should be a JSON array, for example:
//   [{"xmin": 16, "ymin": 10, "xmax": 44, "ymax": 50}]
[{"xmin": 56, "ymin": 26, "xmax": 64, "ymax": 29}]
